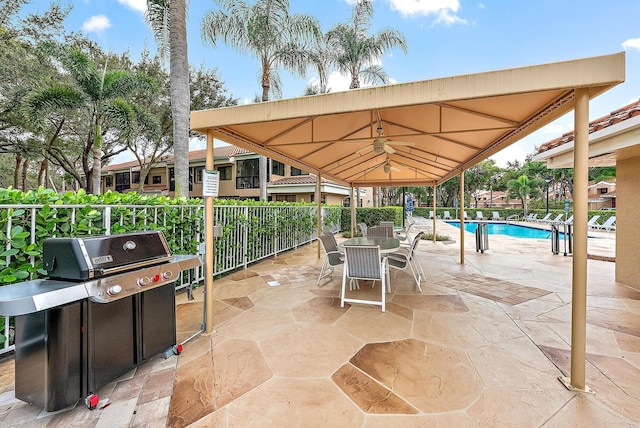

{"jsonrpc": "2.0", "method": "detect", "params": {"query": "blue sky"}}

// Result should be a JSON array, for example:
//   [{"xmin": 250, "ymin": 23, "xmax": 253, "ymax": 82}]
[{"xmin": 24, "ymin": 0, "xmax": 640, "ymax": 167}]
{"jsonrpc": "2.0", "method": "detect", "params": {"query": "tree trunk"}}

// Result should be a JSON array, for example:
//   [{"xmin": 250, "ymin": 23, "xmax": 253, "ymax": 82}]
[
  {"xmin": 21, "ymin": 159, "xmax": 29, "ymax": 191},
  {"xmin": 91, "ymin": 124, "xmax": 102, "ymax": 194},
  {"xmin": 14, "ymin": 153, "xmax": 22, "ymax": 189},
  {"xmin": 38, "ymin": 159, "xmax": 48, "ymax": 187},
  {"xmin": 169, "ymin": 0, "xmax": 190, "ymax": 198}
]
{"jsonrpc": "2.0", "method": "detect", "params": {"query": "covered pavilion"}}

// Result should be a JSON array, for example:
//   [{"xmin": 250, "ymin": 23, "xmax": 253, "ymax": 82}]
[{"xmin": 191, "ymin": 52, "xmax": 625, "ymax": 392}]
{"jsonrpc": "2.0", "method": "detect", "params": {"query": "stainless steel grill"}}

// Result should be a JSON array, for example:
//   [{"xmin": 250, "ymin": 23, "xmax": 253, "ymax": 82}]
[{"xmin": 0, "ymin": 231, "xmax": 201, "ymax": 411}]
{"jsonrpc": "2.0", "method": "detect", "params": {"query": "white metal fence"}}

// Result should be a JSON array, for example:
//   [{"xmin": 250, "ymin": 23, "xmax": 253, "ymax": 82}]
[{"xmin": 0, "ymin": 203, "xmax": 341, "ymax": 355}]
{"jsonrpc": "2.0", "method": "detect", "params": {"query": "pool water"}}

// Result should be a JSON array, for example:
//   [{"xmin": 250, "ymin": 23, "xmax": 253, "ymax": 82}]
[{"xmin": 446, "ymin": 221, "xmax": 564, "ymax": 239}]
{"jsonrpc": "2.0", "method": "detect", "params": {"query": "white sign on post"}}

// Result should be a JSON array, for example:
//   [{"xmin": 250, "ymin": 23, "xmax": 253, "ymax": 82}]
[{"xmin": 202, "ymin": 169, "xmax": 219, "ymax": 197}]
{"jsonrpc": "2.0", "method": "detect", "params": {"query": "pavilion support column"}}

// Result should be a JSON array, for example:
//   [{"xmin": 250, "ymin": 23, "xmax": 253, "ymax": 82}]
[
  {"xmin": 204, "ymin": 131, "xmax": 215, "ymax": 334},
  {"xmin": 560, "ymin": 89, "xmax": 592, "ymax": 393},
  {"xmin": 351, "ymin": 186, "xmax": 356, "ymax": 237},
  {"xmin": 317, "ymin": 174, "xmax": 322, "ymax": 259},
  {"xmin": 459, "ymin": 171, "xmax": 465, "ymax": 265},
  {"xmin": 432, "ymin": 185, "xmax": 437, "ymax": 242}
]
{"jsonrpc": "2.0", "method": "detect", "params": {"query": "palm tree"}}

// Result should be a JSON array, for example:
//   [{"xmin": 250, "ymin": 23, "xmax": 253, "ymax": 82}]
[
  {"xmin": 201, "ymin": 0, "xmax": 321, "ymax": 200},
  {"xmin": 146, "ymin": 0, "xmax": 191, "ymax": 198},
  {"xmin": 325, "ymin": 0, "xmax": 407, "ymax": 89},
  {"xmin": 24, "ymin": 48, "xmax": 157, "ymax": 194},
  {"xmin": 507, "ymin": 175, "xmax": 532, "ymax": 215}
]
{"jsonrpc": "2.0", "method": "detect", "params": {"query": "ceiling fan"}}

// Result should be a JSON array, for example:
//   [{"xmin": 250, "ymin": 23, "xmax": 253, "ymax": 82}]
[
  {"xmin": 383, "ymin": 155, "xmax": 401, "ymax": 173},
  {"xmin": 372, "ymin": 126, "xmax": 414, "ymax": 154}
]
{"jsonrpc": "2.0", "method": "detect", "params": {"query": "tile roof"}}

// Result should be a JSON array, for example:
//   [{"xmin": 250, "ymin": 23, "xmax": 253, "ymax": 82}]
[
  {"xmin": 102, "ymin": 146, "xmax": 254, "ymax": 171},
  {"xmin": 270, "ymin": 175, "xmax": 342, "ymax": 187},
  {"xmin": 537, "ymin": 99, "xmax": 640, "ymax": 154}
]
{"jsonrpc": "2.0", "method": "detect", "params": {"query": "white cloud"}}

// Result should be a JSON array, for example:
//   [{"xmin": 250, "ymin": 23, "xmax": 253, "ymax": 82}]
[
  {"xmin": 117, "ymin": 0, "xmax": 147, "ymax": 14},
  {"xmin": 434, "ymin": 9, "xmax": 468, "ymax": 26},
  {"xmin": 622, "ymin": 38, "xmax": 640, "ymax": 51},
  {"xmin": 386, "ymin": 0, "xmax": 466, "ymax": 24},
  {"xmin": 82, "ymin": 15, "xmax": 111, "ymax": 33}
]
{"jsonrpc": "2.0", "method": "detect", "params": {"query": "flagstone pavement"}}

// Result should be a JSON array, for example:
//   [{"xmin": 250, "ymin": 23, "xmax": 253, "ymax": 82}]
[{"xmin": 1, "ymin": 220, "xmax": 638, "ymax": 427}]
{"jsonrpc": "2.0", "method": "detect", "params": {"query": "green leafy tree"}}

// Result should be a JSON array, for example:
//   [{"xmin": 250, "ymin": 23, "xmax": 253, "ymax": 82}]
[
  {"xmin": 201, "ymin": 0, "xmax": 321, "ymax": 200},
  {"xmin": 325, "ymin": 0, "xmax": 407, "ymax": 89},
  {"xmin": 130, "ymin": 50, "xmax": 238, "ymax": 191},
  {"xmin": 465, "ymin": 159, "xmax": 500, "ymax": 208},
  {"xmin": 146, "ymin": 0, "xmax": 191, "ymax": 197},
  {"xmin": 507, "ymin": 175, "xmax": 537, "ymax": 215},
  {"xmin": 23, "ymin": 47, "xmax": 159, "ymax": 193},
  {"xmin": 0, "ymin": 1, "xmax": 72, "ymax": 188}
]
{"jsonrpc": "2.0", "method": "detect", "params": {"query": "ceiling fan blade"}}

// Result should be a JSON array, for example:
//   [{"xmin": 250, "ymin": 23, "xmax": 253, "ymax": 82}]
[
  {"xmin": 357, "ymin": 145, "xmax": 374, "ymax": 156},
  {"xmin": 387, "ymin": 140, "xmax": 415, "ymax": 147},
  {"xmin": 383, "ymin": 145, "xmax": 395, "ymax": 154}
]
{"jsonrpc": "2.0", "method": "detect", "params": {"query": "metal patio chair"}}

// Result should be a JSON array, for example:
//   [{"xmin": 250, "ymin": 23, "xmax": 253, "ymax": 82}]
[
  {"xmin": 387, "ymin": 231, "xmax": 425, "ymax": 292},
  {"xmin": 317, "ymin": 232, "xmax": 344, "ymax": 285},
  {"xmin": 357, "ymin": 222, "xmax": 368, "ymax": 237},
  {"xmin": 379, "ymin": 221, "xmax": 395, "ymax": 238},
  {"xmin": 341, "ymin": 245, "xmax": 389, "ymax": 312},
  {"xmin": 395, "ymin": 216, "xmax": 415, "ymax": 247},
  {"xmin": 367, "ymin": 226, "xmax": 390, "ymax": 237}
]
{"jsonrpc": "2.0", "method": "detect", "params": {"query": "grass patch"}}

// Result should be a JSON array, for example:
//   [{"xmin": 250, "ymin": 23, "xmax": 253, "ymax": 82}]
[{"xmin": 420, "ymin": 232, "xmax": 451, "ymax": 241}]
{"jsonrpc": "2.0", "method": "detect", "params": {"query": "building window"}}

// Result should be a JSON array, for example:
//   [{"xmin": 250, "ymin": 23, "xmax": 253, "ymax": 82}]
[
  {"xmin": 272, "ymin": 160, "xmax": 285, "ymax": 176},
  {"xmin": 599, "ymin": 188, "xmax": 608, "ymax": 194},
  {"xmin": 152, "ymin": 175, "xmax": 161, "ymax": 184},
  {"xmin": 236, "ymin": 159, "xmax": 259, "ymax": 189},
  {"xmin": 115, "ymin": 172, "xmax": 131, "ymax": 192},
  {"xmin": 310, "ymin": 194, "xmax": 327, "ymax": 204},
  {"xmin": 193, "ymin": 166, "xmax": 204, "ymax": 183},
  {"xmin": 131, "ymin": 171, "xmax": 148, "ymax": 185},
  {"xmin": 276, "ymin": 195, "xmax": 296, "ymax": 202},
  {"xmin": 218, "ymin": 165, "xmax": 232, "ymax": 180},
  {"xmin": 106, "ymin": 176, "xmax": 113, "ymax": 187},
  {"xmin": 169, "ymin": 168, "xmax": 174, "ymax": 191},
  {"xmin": 291, "ymin": 166, "xmax": 308, "ymax": 176}
]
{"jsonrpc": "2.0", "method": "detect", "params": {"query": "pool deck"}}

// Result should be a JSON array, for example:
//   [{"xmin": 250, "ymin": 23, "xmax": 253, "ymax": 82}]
[{"xmin": 1, "ymin": 218, "xmax": 635, "ymax": 427}]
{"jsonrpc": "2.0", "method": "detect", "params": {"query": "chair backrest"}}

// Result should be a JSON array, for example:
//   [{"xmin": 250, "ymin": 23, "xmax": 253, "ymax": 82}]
[
  {"xmin": 565, "ymin": 215, "xmax": 573, "ymax": 224},
  {"xmin": 408, "ymin": 231, "xmax": 424, "ymax": 258},
  {"xmin": 429, "ymin": 211, "xmax": 434, "ymax": 218},
  {"xmin": 344, "ymin": 245, "xmax": 382, "ymax": 280},
  {"xmin": 367, "ymin": 226, "xmax": 390, "ymax": 237},
  {"xmin": 602, "ymin": 216, "xmax": 616, "ymax": 226},
  {"xmin": 492, "ymin": 211, "xmax": 500, "ymax": 219},
  {"xmin": 587, "ymin": 215, "xmax": 601, "ymax": 225},
  {"xmin": 476, "ymin": 212, "xmax": 484, "ymax": 219},
  {"xmin": 319, "ymin": 233, "xmax": 343, "ymax": 266},
  {"xmin": 319, "ymin": 232, "xmax": 338, "ymax": 253},
  {"xmin": 379, "ymin": 221, "xmax": 394, "ymax": 237},
  {"xmin": 551, "ymin": 214, "xmax": 563, "ymax": 222},
  {"xmin": 444, "ymin": 211, "xmax": 451, "ymax": 218},
  {"xmin": 358, "ymin": 222, "xmax": 368, "ymax": 236}
]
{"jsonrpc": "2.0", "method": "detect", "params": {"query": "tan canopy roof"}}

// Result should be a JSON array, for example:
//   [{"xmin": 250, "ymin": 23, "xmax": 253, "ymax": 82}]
[{"xmin": 191, "ymin": 53, "xmax": 625, "ymax": 187}]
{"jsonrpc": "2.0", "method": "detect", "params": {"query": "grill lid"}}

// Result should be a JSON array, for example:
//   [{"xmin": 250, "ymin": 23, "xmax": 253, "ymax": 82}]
[{"xmin": 43, "ymin": 231, "xmax": 172, "ymax": 280}]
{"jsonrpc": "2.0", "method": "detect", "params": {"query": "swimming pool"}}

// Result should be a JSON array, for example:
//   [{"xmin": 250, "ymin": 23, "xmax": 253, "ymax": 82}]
[{"xmin": 446, "ymin": 221, "xmax": 562, "ymax": 239}]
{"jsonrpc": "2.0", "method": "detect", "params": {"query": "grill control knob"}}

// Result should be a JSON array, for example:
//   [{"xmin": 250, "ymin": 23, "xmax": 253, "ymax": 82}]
[
  {"xmin": 138, "ymin": 277, "xmax": 151, "ymax": 286},
  {"xmin": 108, "ymin": 285, "xmax": 122, "ymax": 296},
  {"xmin": 162, "ymin": 271, "xmax": 173, "ymax": 279},
  {"xmin": 123, "ymin": 241, "xmax": 136, "ymax": 251}
]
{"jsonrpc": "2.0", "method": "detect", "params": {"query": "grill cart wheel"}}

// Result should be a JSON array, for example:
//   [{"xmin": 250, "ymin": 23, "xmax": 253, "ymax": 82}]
[{"xmin": 173, "ymin": 344, "xmax": 183, "ymax": 355}]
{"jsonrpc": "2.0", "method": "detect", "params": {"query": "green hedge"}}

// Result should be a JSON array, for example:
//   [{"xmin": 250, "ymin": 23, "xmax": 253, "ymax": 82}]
[{"xmin": 340, "ymin": 206, "xmax": 403, "ymax": 230}]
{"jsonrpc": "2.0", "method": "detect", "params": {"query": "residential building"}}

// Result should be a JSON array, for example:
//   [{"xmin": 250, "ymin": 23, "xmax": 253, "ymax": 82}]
[{"xmin": 101, "ymin": 146, "xmax": 372, "ymax": 205}]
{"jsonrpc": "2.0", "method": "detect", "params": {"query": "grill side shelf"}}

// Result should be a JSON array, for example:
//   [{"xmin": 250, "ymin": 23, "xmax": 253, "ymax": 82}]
[{"xmin": 0, "ymin": 280, "xmax": 88, "ymax": 316}]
